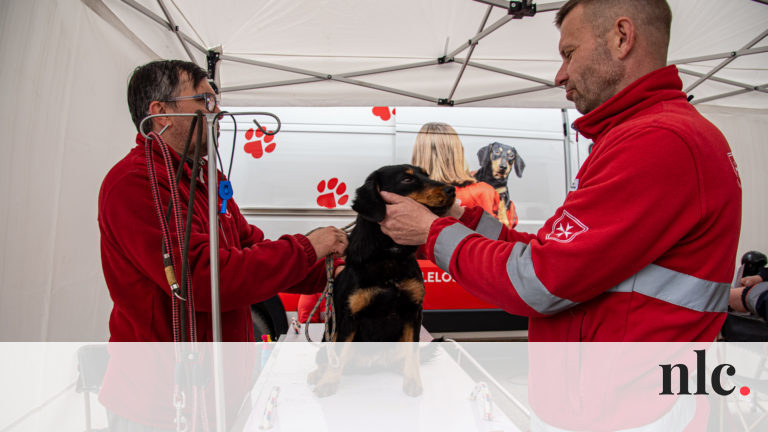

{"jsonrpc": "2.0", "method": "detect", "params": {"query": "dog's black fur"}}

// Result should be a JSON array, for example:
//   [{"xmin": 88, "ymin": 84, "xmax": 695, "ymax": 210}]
[
  {"xmin": 308, "ymin": 164, "xmax": 454, "ymax": 397},
  {"xmin": 475, "ymin": 142, "xmax": 525, "ymax": 224}
]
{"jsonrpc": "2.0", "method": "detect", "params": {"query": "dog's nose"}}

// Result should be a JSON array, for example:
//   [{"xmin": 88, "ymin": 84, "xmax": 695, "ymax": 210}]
[{"xmin": 444, "ymin": 186, "xmax": 455, "ymax": 196}]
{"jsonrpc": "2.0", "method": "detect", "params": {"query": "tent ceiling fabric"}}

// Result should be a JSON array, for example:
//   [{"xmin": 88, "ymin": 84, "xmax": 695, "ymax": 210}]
[{"xmin": 100, "ymin": 0, "xmax": 768, "ymax": 109}]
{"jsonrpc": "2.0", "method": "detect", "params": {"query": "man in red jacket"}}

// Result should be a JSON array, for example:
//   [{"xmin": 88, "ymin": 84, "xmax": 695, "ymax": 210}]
[
  {"xmin": 98, "ymin": 60, "xmax": 349, "ymax": 430},
  {"xmin": 99, "ymin": 60, "xmax": 348, "ymax": 343},
  {"xmin": 380, "ymin": 0, "xmax": 741, "ymax": 342}
]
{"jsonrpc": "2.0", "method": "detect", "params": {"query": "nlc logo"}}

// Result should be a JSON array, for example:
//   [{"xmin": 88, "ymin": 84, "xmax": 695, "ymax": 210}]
[{"xmin": 659, "ymin": 349, "xmax": 750, "ymax": 396}]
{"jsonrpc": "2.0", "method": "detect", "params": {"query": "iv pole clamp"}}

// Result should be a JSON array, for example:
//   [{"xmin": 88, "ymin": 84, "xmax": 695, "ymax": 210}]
[{"xmin": 138, "ymin": 110, "xmax": 281, "ymax": 343}]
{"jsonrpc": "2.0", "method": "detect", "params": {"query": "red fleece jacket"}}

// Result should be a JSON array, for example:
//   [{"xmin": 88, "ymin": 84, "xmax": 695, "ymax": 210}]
[{"xmin": 98, "ymin": 134, "xmax": 329, "ymax": 342}]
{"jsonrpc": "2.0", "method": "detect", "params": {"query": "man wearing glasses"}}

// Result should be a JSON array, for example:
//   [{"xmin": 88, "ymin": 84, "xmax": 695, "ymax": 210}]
[{"xmin": 98, "ymin": 59, "xmax": 348, "ymax": 344}]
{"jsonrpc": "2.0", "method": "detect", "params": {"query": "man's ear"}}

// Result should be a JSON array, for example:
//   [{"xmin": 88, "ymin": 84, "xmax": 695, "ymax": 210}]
[
  {"xmin": 147, "ymin": 101, "xmax": 170, "ymax": 132},
  {"xmin": 352, "ymin": 176, "xmax": 386, "ymax": 222},
  {"xmin": 613, "ymin": 16, "xmax": 635, "ymax": 60}
]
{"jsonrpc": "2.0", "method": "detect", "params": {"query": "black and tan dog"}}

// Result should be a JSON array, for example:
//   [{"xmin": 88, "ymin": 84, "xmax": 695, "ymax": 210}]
[
  {"xmin": 308, "ymin": 164, "xmax": 454, "ymax": 397},
  {"xmin": 475, "ymin": 142, "xmax": 525, "ymax": 227}
]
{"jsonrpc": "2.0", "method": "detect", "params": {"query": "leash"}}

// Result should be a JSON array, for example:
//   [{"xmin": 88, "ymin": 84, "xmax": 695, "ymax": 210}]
[{"xmin": 303, "ymin": 221, "xmax": 355, "ymax": 343}]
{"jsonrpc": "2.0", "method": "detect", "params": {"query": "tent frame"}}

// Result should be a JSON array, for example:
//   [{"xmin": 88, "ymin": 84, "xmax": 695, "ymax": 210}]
[{"xmin": 103, "ymin": 0, "xmax": 768, "ymax": 107}]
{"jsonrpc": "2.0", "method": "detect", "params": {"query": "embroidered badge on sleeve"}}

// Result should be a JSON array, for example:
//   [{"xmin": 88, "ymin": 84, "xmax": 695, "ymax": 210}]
[{"xmin": 545, "ymin": 210, "xmax": 588, "ymax": 243}]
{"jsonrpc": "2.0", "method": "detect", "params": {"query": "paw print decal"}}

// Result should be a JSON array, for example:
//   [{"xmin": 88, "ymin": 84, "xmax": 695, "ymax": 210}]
[
  {"xmin": 316, "ymin": 178, "xmax": 349, "ymax": 208},
  {"xmin": 372, "ymin": 106, "xmax": 395, "ymax": 121},
  {"xmin": 244, "ymin": 128, "xmax": 276, "ymax": 159}
]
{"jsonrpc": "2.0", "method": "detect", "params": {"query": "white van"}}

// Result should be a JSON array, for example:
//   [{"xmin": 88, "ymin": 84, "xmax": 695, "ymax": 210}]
[{"xmin": 217, "ymin": 106, "xmax": 590, "ymax": 339}]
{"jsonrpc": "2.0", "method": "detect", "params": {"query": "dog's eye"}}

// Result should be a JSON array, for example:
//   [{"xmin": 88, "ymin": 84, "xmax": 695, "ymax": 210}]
[
  {"xmin": 401, "ymin": 176, "xmax": 415, "ymax": 184},
  {"xmin": 493, "ymin": 148, "xmax": 501, "ymax": 154}
]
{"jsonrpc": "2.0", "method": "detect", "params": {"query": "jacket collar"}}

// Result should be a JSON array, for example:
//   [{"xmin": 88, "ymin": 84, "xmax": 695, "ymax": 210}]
[{"xmin": 573, "ymin": 65, "xmax": 686, "ymax": 141}]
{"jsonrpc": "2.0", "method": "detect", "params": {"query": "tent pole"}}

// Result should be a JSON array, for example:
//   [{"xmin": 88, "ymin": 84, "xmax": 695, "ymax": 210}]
[
  {"xmin": 448, "ymin": 6, "xmax": 494, "ymax": 101},
  {"xmin": 455, "ymin": 59, "xmax": 556, "ymax": 86},
  {"xmin": 561, "ymin": 109, "xmax": 573, "ymax": 197},
  {"xmin": 339, "ymin": 60, "xmax": 439, "ymax": 78},
  {"xmin": 447, "ymin": 1, "xmax": 566, "ymax": 61},
  {"xmin": 155, "ymin": 0, "xmax": 197, "ymax": 64},
  {"xmin": 221, "ymin": 55, "xmax": 439, "ymax": 81},
  {"xmin": 121, "ymin": 0, "xmax": 207, "ymax": 54},
  {"xmin": 446, "ymin": 14, "xmax": 514, "ymax": 59},
  {"xmin": 691, "ymin": 89, "xmax": 754, "ymax": 105},
  {"xmin": 82, "ymin": 0, "xmax": 160, "ymax": 59},
  {"xmin": 220, "ymin": 54, "xmax": 328, "ymax": 79},
  {"xmin": 678, "ymin": 68, "xmax": 768, "ymax": 94},
  {"xmin": 223, "ymin": 77, "xmax": 324, "ymax": 93},
  {"xmin": 454, "ymin": 84, "xmax": 552, "ymax": 105},
  {"xmin": 672, "ymin": 46, "xmax": 768, "ymax": 65},
  {"xmin": 685, "ymin": 28, "xmax": 768, "ymax": 93},
  {"xmin": 331, "ymin": 76, "xmax": 439, "ymax": 104}
]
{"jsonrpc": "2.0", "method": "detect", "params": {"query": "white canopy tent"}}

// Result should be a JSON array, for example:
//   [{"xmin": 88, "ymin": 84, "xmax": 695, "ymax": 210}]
[{"xmin": 1, "ymin": 0, "xmax": 767, "ymax": 341}]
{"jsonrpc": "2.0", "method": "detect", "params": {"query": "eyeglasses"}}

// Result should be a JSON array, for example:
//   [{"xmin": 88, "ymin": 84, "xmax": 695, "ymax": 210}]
[{"xmin": 163, "ymin": 92, "xmax": 219, "ymax": 112}]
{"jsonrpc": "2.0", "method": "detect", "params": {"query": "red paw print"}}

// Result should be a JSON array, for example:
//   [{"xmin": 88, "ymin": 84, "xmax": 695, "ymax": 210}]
[
  {"xmin": 243, "ymin": 128, "xmax": 276, "ymax": 159},
  {"xmin": 372, "ymin": 106, "xmax": 395, "ymax": 121},
  {"xmin": 316, "ymin": 178, "xmax": 349, "ymax": 208}
]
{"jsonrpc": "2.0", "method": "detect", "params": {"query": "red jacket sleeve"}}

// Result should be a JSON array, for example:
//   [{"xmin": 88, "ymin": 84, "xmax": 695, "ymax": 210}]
[{"xmin": 100, "ymin": 171, "xmax": 327, "ymax": 313}]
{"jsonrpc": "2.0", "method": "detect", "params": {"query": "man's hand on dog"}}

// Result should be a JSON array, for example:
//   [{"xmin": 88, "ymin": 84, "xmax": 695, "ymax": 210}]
[
  {"xmin": 306, "ymin": 226, "xmax": 348, "ymax": 258},
  {"xmin": 379, "ymin": 191, "xmax": 464, "ymax": 245}
]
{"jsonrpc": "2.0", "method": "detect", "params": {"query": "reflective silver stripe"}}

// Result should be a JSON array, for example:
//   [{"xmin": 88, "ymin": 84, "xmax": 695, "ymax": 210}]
[
  {"xmin": 476, "ymin": 211, "xmax": 503, "ymax": 240},
  {"xmin": 433, "ymin": 222, "xmax": 476, "ymax": 273},
  {"xmin": 608, "ymin": 264, "xmax": 728, "ymax": 312},
  {"xmin": 506, "ymin": 242, "xmax": 576, "ymax": 314},
  {"xmin": 746, "ymin": 282, "xmax": 768, "ymax": 315}
]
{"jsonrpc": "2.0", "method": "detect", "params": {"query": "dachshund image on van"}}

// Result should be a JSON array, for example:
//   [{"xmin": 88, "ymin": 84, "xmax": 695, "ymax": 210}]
[
  {"xmin": 308, "ymin": 164, "xmax": 454, "ymax": 397},
  {"xmin": 474, "ymin": 142, "xmax": 525, "ymax": 227}
]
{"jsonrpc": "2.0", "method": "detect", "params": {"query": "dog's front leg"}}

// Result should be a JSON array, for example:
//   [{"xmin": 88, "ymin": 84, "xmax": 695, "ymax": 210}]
[
  {"xmin": 400, "ymin": 324, "xmax": 423, "ymax": 397},
  {"xmin": 313, "ymin": 332, "xmax": 355, "ymax": 397}
]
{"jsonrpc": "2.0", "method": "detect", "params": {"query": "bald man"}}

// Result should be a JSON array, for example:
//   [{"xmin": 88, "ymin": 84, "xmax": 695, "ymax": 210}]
[{"xmin": 380, "ymin": 0, "xmax": 741, "ymax": 341}]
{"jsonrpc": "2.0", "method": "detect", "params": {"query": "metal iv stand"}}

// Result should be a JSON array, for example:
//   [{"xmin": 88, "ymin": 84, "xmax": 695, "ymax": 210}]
[{"xmin": 139, "ymin": 111, "xmax": 280, "ymax": 431}]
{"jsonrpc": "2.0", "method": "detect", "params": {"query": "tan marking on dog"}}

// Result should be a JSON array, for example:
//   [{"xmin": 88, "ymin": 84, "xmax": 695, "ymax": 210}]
[
  {"xmin": 407, "ymin": 186, "xmax": 447, "ymax": 208},
  {"xmin": 400, "ymin": 323, "xmax": 415, "ymax": 342},
  {"xmin": 491, "ymin": 157, "xmax": 512, "ymax": 178},
  {"xmin": 405, "ymin": 168, "xmax": 414, "ymax": 175},
  {"xmin": 399, "ymin": 278, "xmax": 425, "ymax": 304},
  {"xmin": 348, "ymin": 287, "xmax": 386, "ymax": 315},
  {"xmin": 400, "ymin": 323, "xmax": 423, "ymax": 396}
]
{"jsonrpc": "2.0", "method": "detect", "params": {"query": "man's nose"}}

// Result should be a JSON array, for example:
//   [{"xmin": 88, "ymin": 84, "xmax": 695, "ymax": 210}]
[{"xmin": 555, "ymin": 62, "xmax": 568, "ymax": 87}]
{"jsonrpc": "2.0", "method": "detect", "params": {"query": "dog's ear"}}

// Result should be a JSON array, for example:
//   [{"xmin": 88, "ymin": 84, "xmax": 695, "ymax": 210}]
[
  {"xmin": 511, "ymin": 148, "xmax": 525, "ymax": 178},
  {"xmin": 352, "ymin": 174, "xmax": 387, "ymax": 222},
  {"xmin": 477, "ymin": 144, "xmax": 492, "ymax": 166}
]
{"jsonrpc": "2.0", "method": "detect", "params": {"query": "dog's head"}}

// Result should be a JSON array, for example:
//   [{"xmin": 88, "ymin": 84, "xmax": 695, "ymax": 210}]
[
  {"xmin": 477, "ymin": 142, "xmax": 525, "ymax": 181},
  {"xmin": 352, "ymin": 164, "xmax": 456, "ymax": 223}
]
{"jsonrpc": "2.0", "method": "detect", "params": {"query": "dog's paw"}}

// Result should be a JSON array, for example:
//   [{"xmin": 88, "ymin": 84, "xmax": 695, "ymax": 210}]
[
  {"xmin": 313, "ymin": 380, "xmax": 340, "ymax": 398},
  {"xmin": 243, "ymin": 127, "xmax": 276, "ymax": 159},
  {"xmin": 307, "ymin": 368, "xmax": 324, "ymax": 385},
  {"xmin": 316, "ymin": 178, "xmax": 349, "ymax": 208},
  {"xmin": 402, "ymin": 378, "xmax": 423, "ymax": 397}
]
